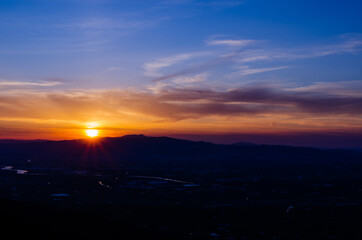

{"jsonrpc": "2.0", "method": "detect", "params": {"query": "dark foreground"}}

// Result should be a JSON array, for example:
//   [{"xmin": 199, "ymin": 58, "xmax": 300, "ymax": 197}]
[
  {"xmin": 0, "ymin": 135, "xmax": 361, "ymax": 239},
  {"xmin": 2, "ymin": 198, "xmax": 361, "ymax": 240}
]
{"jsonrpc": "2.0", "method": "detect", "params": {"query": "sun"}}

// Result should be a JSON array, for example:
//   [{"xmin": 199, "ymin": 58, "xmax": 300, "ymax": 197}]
[{"xmin": 85, "ymin": 129, "xmax": 99, "ymax": 138}]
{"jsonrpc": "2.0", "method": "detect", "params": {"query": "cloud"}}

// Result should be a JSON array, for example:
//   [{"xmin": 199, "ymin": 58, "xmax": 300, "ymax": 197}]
[
  {"xmin": 0, "ymin": 81, "xmax": 62, "ymax": 88},
  {"xmin": 58, "ymin": 16, "xmax": 160, "ymax": 34},
  {"xmin": 153, "ymin": 85, "xmax": 362, "ymax": 117},
  {"xmin": 239, "ymin": 54, "xmax": 270, "ymax": 63},
  {"xmin": 150, "ymin": 50, "xmax": 244, "ymax": 82},
  {"xmin": 237, "ymin": 37, "xmax": 362, "ymax": 63},
  {"xmin": 144, "ymin": 52, "xmax": 210, "ymax": 77},
  {"xmin": 309, "ymin": 38, "xmax": 362, "ymax": 57},
  {"xmin": 0, "ymin": 82, "xmax": 361, "ymax": 125},
  {"xmin": 291, "ymin": 80, "xmax": 362, "ymax": 96},
  {"xmin": 207, "ymin": 39, "xmax": 256, "ymax": 47},
  {"xmin": 230, "ymin": 66, "xmax": 289, "ymax": 77},
  {"xmin": 146, "ymin": 35, "xmax": 362, "ymax": 83},
  {"xmin": 172, "ymin": 72, "xmax": 208, "ymax": 84}
]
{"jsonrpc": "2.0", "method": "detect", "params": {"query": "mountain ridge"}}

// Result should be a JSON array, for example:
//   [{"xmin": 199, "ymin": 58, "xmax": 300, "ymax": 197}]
[{"xmin": 0, "ymin": 134, "xmax": 360, "ymax": 171}]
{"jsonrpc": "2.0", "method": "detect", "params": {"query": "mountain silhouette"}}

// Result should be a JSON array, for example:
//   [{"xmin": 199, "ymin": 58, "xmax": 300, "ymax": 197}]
[{"xmin": 0, "ymin": 134, "xmax": 360, "ymax": 170}]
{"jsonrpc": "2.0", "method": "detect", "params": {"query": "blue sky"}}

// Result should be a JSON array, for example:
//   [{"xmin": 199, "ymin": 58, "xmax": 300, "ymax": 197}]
[
  {"xmin": 0, "ymin": 0, "xmax": 362, "ymax": 144},
  {"xmin": 1, "ymin": 0, "xmax": 361, "ymax": 89}
]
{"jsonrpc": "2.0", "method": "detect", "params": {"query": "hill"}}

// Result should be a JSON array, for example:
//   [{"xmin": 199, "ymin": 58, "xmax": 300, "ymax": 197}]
[{"xmin": 0, "ymin": 135, "xmax": 361, "ymax": 239}]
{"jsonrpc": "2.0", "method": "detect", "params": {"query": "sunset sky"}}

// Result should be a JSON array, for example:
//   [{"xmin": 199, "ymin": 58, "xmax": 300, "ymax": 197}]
[{"xmin": 0, "ymin": 0, "xmax": 362, "ymax": 147}]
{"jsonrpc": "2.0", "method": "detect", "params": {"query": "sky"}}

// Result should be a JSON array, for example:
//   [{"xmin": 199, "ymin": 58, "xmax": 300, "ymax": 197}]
[{"xmin": 0, "ymin": 0, "xmax": 362, "ymax": 147}]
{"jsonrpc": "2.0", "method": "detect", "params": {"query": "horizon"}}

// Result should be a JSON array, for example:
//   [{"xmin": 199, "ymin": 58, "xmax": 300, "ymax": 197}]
[
  {"xmin": 0, "ymin": 1, "xmax": 361, "ymax": 147},
  {"xmin": 1, "ymin": 132, "xmax": 362, "ymax": 149}
]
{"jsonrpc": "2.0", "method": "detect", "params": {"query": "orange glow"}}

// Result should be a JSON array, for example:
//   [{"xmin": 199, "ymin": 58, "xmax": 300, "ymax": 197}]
[
  {"xmin": 0, "ymin": 88, "xmax": 361, "ymax": 142},
  {"xmin": 85, "ymin": 129, "xmax": 99, "ymax": 138}
]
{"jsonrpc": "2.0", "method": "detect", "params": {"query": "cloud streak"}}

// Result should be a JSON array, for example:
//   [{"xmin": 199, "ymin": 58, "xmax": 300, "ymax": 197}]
[
  {"xmin": 230, "ymin": 66, "xmax": 289, "ymax": 77},
  {"xmin": 0, "ymin": 82, "xmax": 361, "ymax": 123},
  {"xmin": 0, "ymin": 80, "xmax": 361, "ymax": 141},
  {"xmin": 0, "ymin": 81, "xmax": 62, "ymax": 88},
  {"xmin": 207, "ymin": 39, "xmax": 256, "ymax": 47},
  {"xmin": 144, "ymin": 35, "xmax": 362, "ymax": 83},
  {"xmin": 237, "ymin": 37, "xmax": 362, "ymax": 63},
  {"xmin": 155, "ymin": 85, "xmax": 362, "ymax": 116},
  {"xmin": 144, "ymin": 52, "xmax": 210, "ymax": 78}
]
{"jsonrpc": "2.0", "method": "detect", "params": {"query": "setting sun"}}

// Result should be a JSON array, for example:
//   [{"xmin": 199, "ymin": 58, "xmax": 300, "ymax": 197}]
[{"xmin": 85, "ymin": 129, "xmax": 99, "ymax": 138}]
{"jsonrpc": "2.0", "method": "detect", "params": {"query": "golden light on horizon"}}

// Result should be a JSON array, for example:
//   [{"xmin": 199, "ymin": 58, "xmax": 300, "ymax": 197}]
[{"xmin": 85, "ymin": 129, "xmax": 99, "ymax": 138}]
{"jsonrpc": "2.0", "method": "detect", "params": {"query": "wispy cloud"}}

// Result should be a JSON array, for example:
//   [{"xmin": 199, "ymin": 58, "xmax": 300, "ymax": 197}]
[
  {"xmin": 291, "ymin": 80, "xmax": 362, "ymax": 97},
  {"xmin": 144, "ymin": 52, "xmax": 210, "ymax": 77},
  {"xmin": 153, "ymin": 84, "xmax": 362, "ymax": 117},
  {"xmin": 56, "ymin": 1, "xmax": 244, "ymax": 38},
  {"xmin": 149, "ymin": 50, "xmax": 244, "ymax": 82},
  {"xmin": 145, "ymin": 35, "xmax": 362, "ymax": 83},
  {"xmin": 0, "ymin": 80, "xmax": 62, "ymax": 88},
  {"xmin": 172, "ymin": 72, "xmax": 208, "ymax": 84},
  {"xmin": 237, "ymin": 37, "xmax": 362, "ymax": 63},
  {"xmin": 230, "ymin": 66, "xmax": 289, "ymax": 77},
  {"xmin": 207, "ymin": 39, "xmax": 256, "ymax": 47},
  {"xmin": 1, "ymin": 81, "xmax": 361, "ymax": 123},
  {"xmin": 58, "ymin": 16, "xmax": 159, "ymax": 34}
]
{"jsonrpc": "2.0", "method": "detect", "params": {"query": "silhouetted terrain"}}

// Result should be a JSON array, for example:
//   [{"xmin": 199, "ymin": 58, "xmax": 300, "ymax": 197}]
[{"xmin": 0, "ymin": 135, "xmax": 361, "ymax": 239}]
